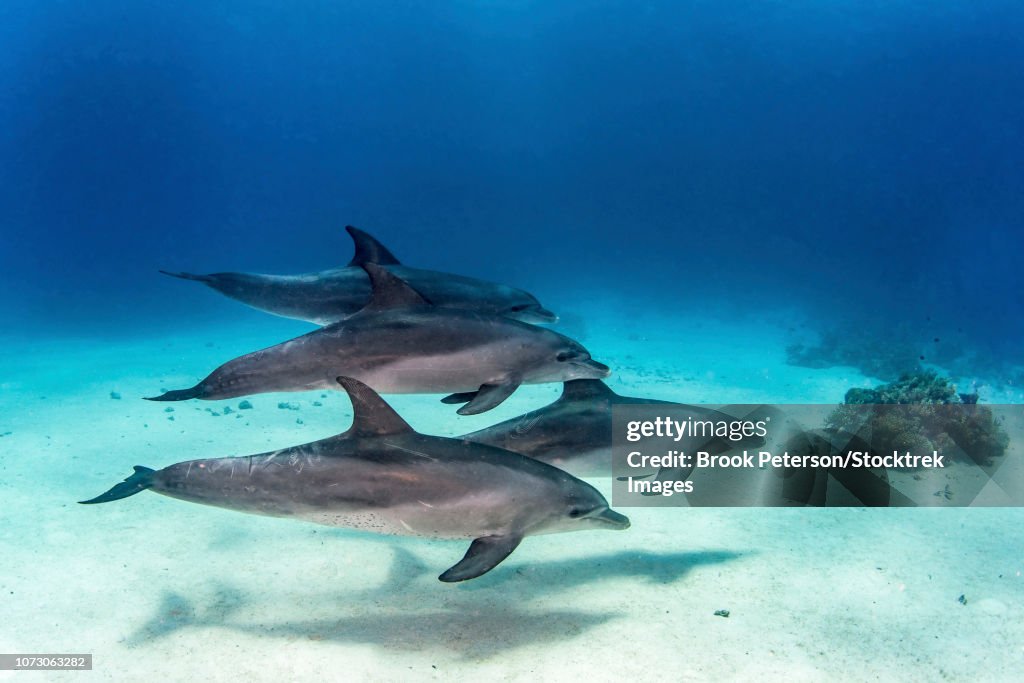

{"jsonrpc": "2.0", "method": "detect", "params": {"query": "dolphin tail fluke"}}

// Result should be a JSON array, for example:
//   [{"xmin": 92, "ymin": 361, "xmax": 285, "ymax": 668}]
[
  {"xmin": 439, "ymin": 534, "xmax": 523, "ymax": 582},
  {"xmin": 159, "ymin": 270, "xmax": 213, "ymax": 283},
  {"xmin": 79, "ymin": 466, "xmax": 155, "ymax": 504},
  {"xmin": 144, "ymin": 385, "xmax": 205, "ymax": 401}
]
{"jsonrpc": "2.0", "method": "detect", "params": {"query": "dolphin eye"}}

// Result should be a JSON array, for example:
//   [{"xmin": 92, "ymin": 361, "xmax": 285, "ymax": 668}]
[
  {"xmin": 510, "ymin": 305, "xmax": 528, "ymax": 311},
  {"xmin": 557, "ymin": 351, "xmax": 577, "ymax": 362},
  {"xmin": 568, "ymin": 507, "xmax": 584, "ymax": 518}
]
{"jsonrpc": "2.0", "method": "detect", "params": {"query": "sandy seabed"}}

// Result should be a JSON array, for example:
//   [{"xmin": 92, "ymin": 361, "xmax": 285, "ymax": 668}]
[{"xmin": 1, "ymin": 307, "xmax": 1022, "ymax": 682}]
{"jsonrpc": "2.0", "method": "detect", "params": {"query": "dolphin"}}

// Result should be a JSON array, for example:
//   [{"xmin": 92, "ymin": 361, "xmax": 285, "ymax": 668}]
[
  {"xmin": 160, "ymin": 226, "xmax": 557, "ymax": 325},
  {"xmin": 82, "ymin": 377, "xmax": 630, "ymax": 582},
  {"xmin": 147, "ymin": 264, "xmax": 609, "ymax": 414},
  {"xmin": 461, "ymin": 379, "xmax": 766, "ymax": 479}
]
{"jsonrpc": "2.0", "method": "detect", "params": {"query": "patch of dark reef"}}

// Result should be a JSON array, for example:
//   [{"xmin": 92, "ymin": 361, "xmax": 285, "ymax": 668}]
[
  {"xmin": 826, "ymin": 372, "xmax": 1009, "ymax": 468},
  {"xmin": 786, "ymin": 318, "xmax": 1023, "ymax": 387},
  {"xmin": 787, "ymin": 324, "xmax": 923, "ymax": 382}
]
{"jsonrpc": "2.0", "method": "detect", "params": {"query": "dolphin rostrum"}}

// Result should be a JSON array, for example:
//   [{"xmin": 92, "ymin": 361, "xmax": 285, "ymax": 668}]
[
  {"xmin": 161, "ymin": 226, "xmax": 557, "ymax": 325},
  {"xmin": 147, "ymin": 264, "xmax": 609, "ymax": 414},
  {"xmin": 461, "ymin": 379, "xmax": 766, "ymax": 479},
  {"xmin": 82, "ymin": 377, "xmax": 630, "ymax": 582}
]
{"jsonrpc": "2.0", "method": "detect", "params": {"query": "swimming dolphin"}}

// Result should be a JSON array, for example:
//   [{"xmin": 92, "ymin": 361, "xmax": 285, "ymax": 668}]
[
  {"xmin": 161, "ymin": 226, "xmax": 557, "ymax": 325},
  {"xmin": 147, "ymin": 264, "xmax": 609, "ymax": 414},
  {"xmin": 83, "ymin": 377, "xmax": 630, "ymax": 582},
  {"xmin": 461, "ymin": 379, "xmax": 766, "ymax": 479}
]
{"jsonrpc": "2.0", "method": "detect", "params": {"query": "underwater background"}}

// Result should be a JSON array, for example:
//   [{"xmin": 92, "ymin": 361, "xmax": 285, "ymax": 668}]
[{"xmin": 2, "ymin": 1, "xmax": 1022, "ymax": 681}]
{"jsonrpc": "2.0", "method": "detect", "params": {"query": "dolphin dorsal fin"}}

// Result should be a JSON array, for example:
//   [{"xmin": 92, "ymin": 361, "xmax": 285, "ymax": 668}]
[
  {"xmin": 346, "ymin": 226, "xmax": 402, "ymax": 266},
  {"xmin": 559, "ymin": 379, "xmax": 617, "ymax": 402},
  {"xmin": 359, "ymin": 263, "xmax": 433, "ymax": 312},
  {"xmin": 337, "ymin": 376, "xmax": 414, "ymax": 437}
]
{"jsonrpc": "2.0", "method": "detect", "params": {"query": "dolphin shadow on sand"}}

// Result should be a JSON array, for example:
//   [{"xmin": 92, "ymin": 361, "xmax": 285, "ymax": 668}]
[
  {"xmin": 131, "ymin": 593, "xmax": 614, "ymax": 660},
  {"xmin": 452, "ymin": 548, "xmax": 745, "ymax": 592},
  {"xmin": 125, "ymin": 547, "xmax": 743, "ymax": 659}
]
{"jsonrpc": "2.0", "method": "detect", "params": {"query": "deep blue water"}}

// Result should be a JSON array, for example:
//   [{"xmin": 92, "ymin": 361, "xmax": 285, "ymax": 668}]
[{"xmin": 2, "ymin": 1, "xmax": 1022, "ymax": 368}]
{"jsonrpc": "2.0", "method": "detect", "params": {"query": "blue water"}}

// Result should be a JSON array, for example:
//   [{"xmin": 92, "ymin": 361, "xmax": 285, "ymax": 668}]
[{"xmin": 3, "ymin": 0, "xmax": 1022, "ymax": 360}]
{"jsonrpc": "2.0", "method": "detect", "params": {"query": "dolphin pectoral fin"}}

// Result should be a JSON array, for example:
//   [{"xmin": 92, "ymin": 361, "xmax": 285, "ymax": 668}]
[
  {"xmin": 616, "ymin": 473, "xmax": 654, "ymax": 482},
  {"xmin": 345, "ymin": 226, "xmax": 402, "ymax": 266},
  {"xmin": 456, "ymin": 380, "xmax": 520, "ymax": 415},
  {"xmin": 439, "ymin": 534, "xmax": 523, "ymax": 582},
  {"xmin": 441, "ymin": 391, "xmax": 477, "ymax": 405}
]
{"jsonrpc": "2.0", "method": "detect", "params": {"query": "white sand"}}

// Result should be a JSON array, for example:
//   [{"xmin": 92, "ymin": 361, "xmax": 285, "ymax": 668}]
[{"xmin": 1, "ymin": 309, "xmax": 1021, "ymax": 682}]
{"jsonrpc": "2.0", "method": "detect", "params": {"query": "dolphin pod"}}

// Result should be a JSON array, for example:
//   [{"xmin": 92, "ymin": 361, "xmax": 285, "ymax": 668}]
[
  {"xmin": 147, "ymin": 263, "xmax": 609, "ymax": 414},
  {"xmin": 161, "ymin": 226, "xmax": 558, "ymax": 325},
  {"xmin": 83, "ymin": 226, "xmax": 667, "ymax": 585},
  {"xmin": 83, "ymin": 224, "xmax": 888, "ymax": 587},
  {"xmin": 82, "ymin": 377, "xmax": 630, "ymax": 582}
]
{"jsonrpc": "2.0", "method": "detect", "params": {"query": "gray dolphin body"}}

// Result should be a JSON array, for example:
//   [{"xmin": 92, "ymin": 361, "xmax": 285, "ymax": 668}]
[
  {"xmin": 161, "ymin": 226, "xmax": 557, "ymax": 325},
  {"xmin": 148, "ymin": 264, "xmax": 608, "ymax": 414},
  {"xmin": 461, "ymin": 380, "xmax": 766, "ymax": 479},
  {"xmin": 82, "ymin": 377, "xmax": 629, "ymax": 582}
]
